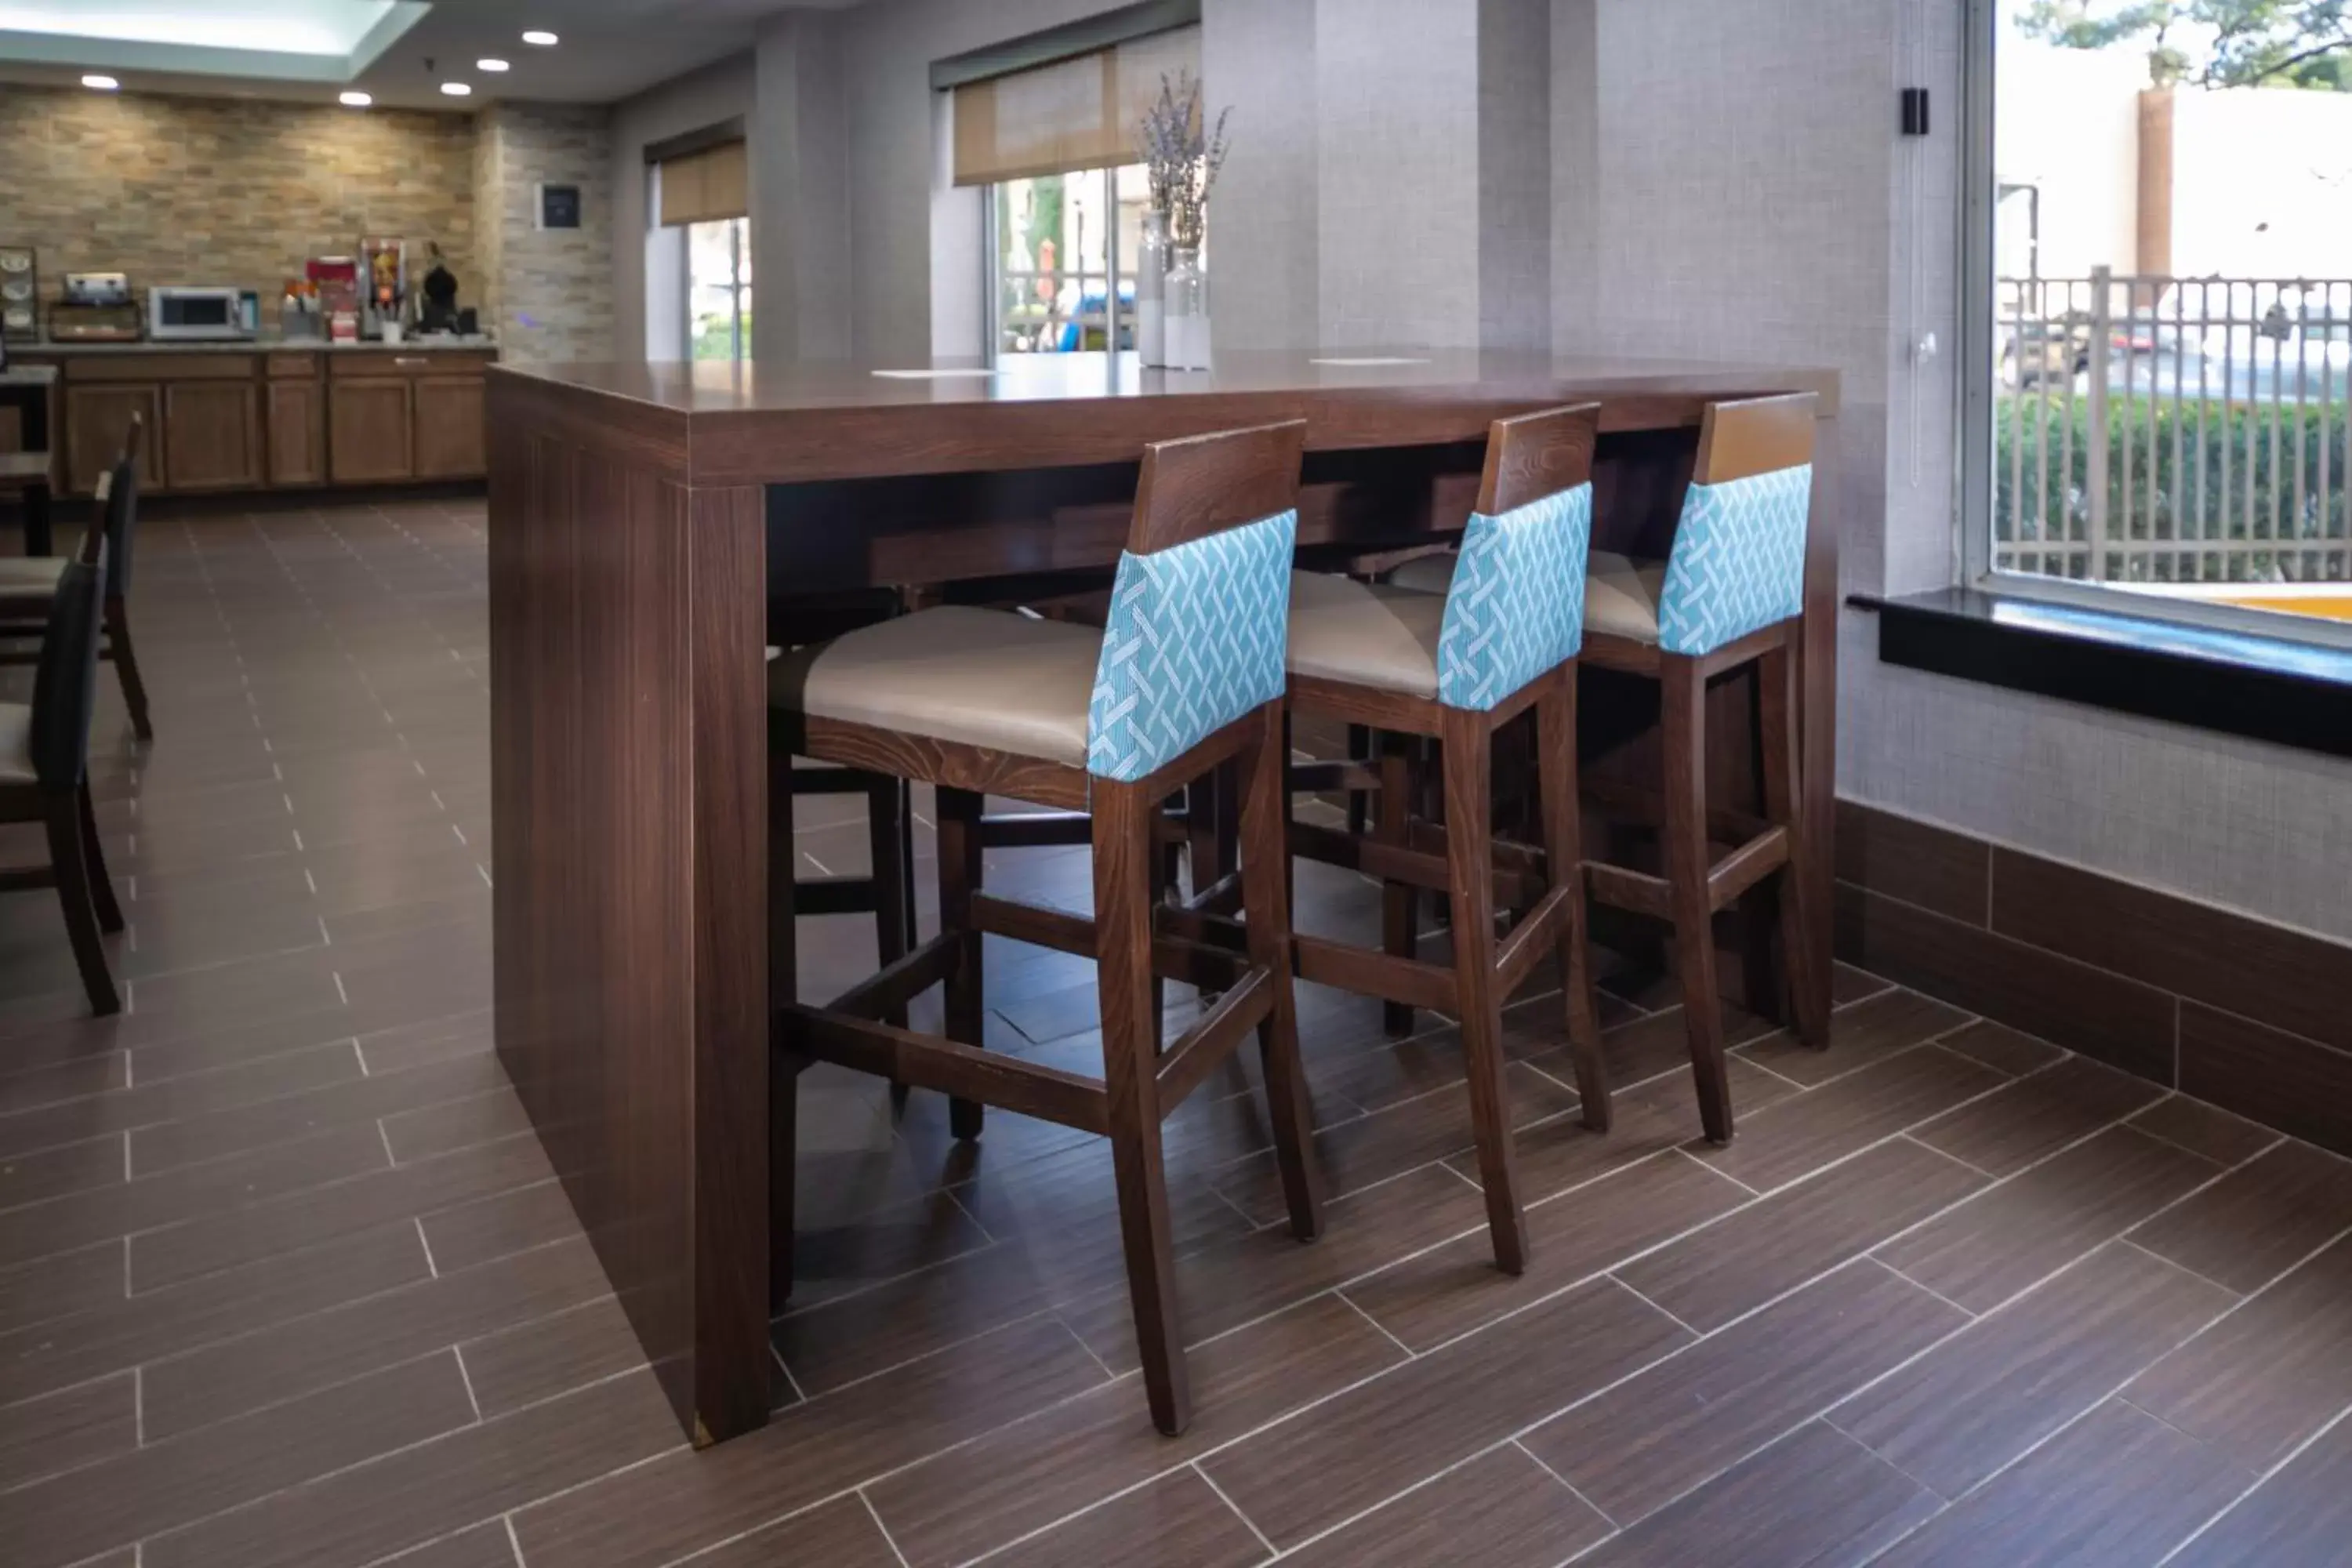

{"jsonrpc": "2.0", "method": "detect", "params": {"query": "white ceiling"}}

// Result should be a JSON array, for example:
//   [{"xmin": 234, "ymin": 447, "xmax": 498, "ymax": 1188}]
[{"xmin": 0, "ymin": 0, "xmax": 864, "ymax": 110}]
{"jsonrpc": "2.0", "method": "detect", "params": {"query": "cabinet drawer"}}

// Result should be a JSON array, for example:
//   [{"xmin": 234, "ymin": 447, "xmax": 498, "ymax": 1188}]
[
  {"xmin": 68, "ymin": 354, "xmax": 259, "ymax": 383},
  {"xmin": 266, "ymin": 354, "xmax": 322, "ymax": 379},
  {"xmin": 329, "ymin": 351, "xmax": 496, "ymax": 379}
]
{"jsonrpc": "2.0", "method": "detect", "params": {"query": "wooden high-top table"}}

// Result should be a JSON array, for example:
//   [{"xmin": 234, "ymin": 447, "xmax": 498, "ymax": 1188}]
[{"xmin": 486, "ymin": 350, "xmax": 1842, "ymax": 1444}]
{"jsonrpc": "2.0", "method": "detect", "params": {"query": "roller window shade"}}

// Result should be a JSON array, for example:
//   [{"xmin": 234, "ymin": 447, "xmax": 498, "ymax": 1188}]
[
  {"xmin": 951, "ymin": 24, "xmax": 1198, "ymax": 187},
  {"xmin": 659, "ymin": 140, "xmax": 748, "ymax": 226}
]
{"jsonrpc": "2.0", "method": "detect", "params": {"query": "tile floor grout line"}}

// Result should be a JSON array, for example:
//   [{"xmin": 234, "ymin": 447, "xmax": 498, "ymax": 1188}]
[
  {"xmin": 2113, "ymin": 1237, "xmax": 2249, "ymax": 1304},
  {"xmin": 1605, "ymin": 1272, "xmax": 1706, "ymax": 1338},
  {"xmin": 416, "ymin": 1216, "xmax": 441, "ymax": 1278},
  {"xmin": 1331, "ymin": 1287, "xmax": 1419, "ymax": 1359},
  {"xmin": 769, "ymin": 1341, "xmax": 809, "ymax": 1406},
  {"xmin": 1193, "ymin": 1460, "xmax": 1280, "ymax": 1558},
  {"xmin": 1511, "ymin": 1436, "xmax": 1621, "ymax": 1529},
  {"xmin": 503, "ymin": 1512, "xmax": 528, "ymax": 1568},
  {"xmin": 859, "ymin": 1488, "xmax": 916, "ymax": 1568},
  {"xmin": 2151, "ymin": 1398, "xmax": 2352, "ymax": 1567},
  {"xmin": 454, "ymin": 1343, "xmax": 483, "ymax": 1421}
]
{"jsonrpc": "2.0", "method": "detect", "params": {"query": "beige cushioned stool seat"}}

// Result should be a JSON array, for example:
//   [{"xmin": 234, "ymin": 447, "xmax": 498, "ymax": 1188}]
[
  {"xmin": 1286, "ymin": 570, "xmax": 1447, "ymax": 699},
  {"xmin": 1385, "ymin": 548, "xmax": 1670, "ymax": 646},
  {"xmin": 1385, "ymin": 552, "xmax": 1456, "ymax": 596},
  {"xmin": 1582, "ymin": 550, "xmax": 1670, "ymax": 644},
  {"xmin": 768, "ymin": 605, "xmax": 1102, "ymax": 769},
  {"xmin": 0, "ymin": 557, "xmax": 67, "ymax": 598},
  {"xmin": 0, "ymin": 703, "xmax": 37, "ymax": 786}
]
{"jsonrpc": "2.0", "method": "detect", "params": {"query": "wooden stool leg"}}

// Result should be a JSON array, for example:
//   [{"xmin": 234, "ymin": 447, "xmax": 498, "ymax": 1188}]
[
  {"xmin": 25, "ymin": 481, "xmax": 52, "ymax": 559},
  {"xmin": 107, "ymin": 600, "xmax": 152, "ymax": 743},
  {"xmin": 1760, "ymin": 635, "xmax": 1828, "ymax": 1047},
  {"xmin": 78, "ymin": 782, "xmax": 123, "ymax": 935},
  {"xmin": 1663, "ymin": 655, "xmax": 1734, "ymax": 1145},
  {"xmin": 1240, "ymin": 703, "xmax": 1323, "ymax": 1241},
  {"xmin": 1441, "ymin": 706, "xmax": 1527, "ymax": 1275},
  {"xmin": 1737, "ymin": 662, "xmax": 1787, "ymax": 1027},
  {"xmin": 938, "ymin": 786, "xmax": 987, "ymax": 1140},
  {"xmin": 43, "ymin": 792, "xmax": 119, "ymax": 1016},
  {"xmin": 1536, "ymin": 667, "xmax": 1609, "ymax": 1132},
  {"xmin": 1345, "ymin": 722, "xmax": 1372, "ymax": 837},
  {"xmin": 1094, "ymin": 777, "xmax": 1191, "ymax": 1435},
  {"xmin": 1375, "ymin": 731, "xmax": 1420, "ymax": 1038},
  {"xmin": 768, "ymin": 751, "xmax": 800, "ymax": 1310},
  {"xmin": 1185, "ymin": 763, "xmax": 1234, "ymax": 900},
  {"xmin": 866, "ymin": 775, "xmax": 911, "ymax": 1028}
]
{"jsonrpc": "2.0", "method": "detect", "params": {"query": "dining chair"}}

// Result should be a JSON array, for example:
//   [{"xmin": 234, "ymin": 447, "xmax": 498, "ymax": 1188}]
[
  {"xmin": 1280, "ymin": 403, "xmax": 1611, "ymax": 1275},
  {"xmin": 768, "ymin": 420, "xmax": 1324, "ymax": 1436},
  {"xmin": 0, "ymin": 415, "xmax": 153, "ymax": 741},
  {"xmin": 1570, "ymin": 393, "xmax": 1824, "ymax": 1144},
  {"xmin": 0, "ymin": 522, "xmax": 123, "ymax": 1014}
]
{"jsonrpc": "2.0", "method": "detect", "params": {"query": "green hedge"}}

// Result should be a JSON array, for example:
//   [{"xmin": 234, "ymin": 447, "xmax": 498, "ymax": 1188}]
[{"xmin": 1994, "ymin": 394, "xmax": 2352, "ymax": 579}]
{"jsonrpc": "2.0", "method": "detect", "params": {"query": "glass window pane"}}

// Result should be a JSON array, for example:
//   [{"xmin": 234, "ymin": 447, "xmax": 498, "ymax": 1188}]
[{"xmin": 994, "ymin": 165, "xmax": 1142, "ymax": 355}]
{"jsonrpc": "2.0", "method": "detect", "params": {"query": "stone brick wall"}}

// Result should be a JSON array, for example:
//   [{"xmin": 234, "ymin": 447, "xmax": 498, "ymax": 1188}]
[
  {"xmin": 475, "ymin": 103, "xmax": 615, "ymax": 363},
  {"xmin": 0, "ymin": 86, "xmax": 477, "ymax": 325}
]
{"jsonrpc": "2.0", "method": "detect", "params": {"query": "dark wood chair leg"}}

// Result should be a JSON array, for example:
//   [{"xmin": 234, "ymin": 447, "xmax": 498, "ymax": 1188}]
[
  {"xmin": 24, "ymin": 481, "xmax": 53, "ymax": 559},
  {"xmin": 1663, "ymin": 655, "xmax": 1734, "ymax": 1145},
  {"xmin": 1536, "ymin": 667, "xmax": 1609, "ymax": 1132},
  {"xmin": 42, "ymin": 791, "xmax": 119, "ymax": 1016},
  {"xmin": 771, "ymin": 1055, "xmax": 799, "ymax": 1313},
  {"xmin": 1759, "ymin": 635, "xmax": 1828, "ymax": 1047},
  {"xmin": 106, "ymin": 600, "xmax": 152, "ymax": 742},
  {"xmin": 938, "ymin": 786, "xmax": 987, "ymax": 1140},
  {"xmin": 1239, "ymin": 702, "xmax": 1323, "ymax": 1241},
  {"xmin": 769, "ymin": 750, "xmax": 799, "ymax": 1310},
  {"xmin": 1094, "ymin": 776, "xmax": 1191, "ymax": 1435},
  {"xmin": 1441, "ymin": 705, "xmax": 1527, "ymax": 1275},
  {"xmin": 866, "ymin": 774, "xmax": 911, "ymax": 1028},
  {"xmin": 1375, "ymin": 731, "xmax": 1420, "ymax": 1038},
  {"xmin": 76, "ymin": 781, "xmax": 122, "ymax": 934},
  {"xmin": 1345, "ymin": 722, "xmax": 1371, "ymax": 837}
]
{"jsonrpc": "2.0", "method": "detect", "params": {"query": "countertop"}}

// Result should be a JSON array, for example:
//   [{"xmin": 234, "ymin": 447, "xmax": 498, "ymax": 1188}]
[
  {"xmin": 498, "ymin": 348, "xmax": 1839, "ymax": 418},
  {"xmin": 16, "ymin": 336, "xmax": 499, "ymax": 357}
]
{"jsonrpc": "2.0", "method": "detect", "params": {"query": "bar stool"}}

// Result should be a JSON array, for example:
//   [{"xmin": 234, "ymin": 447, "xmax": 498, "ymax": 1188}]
[
  {"xmin": 1281, "ymin": 404, "xmax": 1610, "ymax": 1275},
  {"xmin": 769, "ymin": 421, "xmax": 1323, "ymax": 1436},
  {"xmin": 0, "ymin": 521, "xmax": 124, "ymax": 1014},
  {"xmin": 0, "ymin": 416, "xmax": 153, "ymax": 741},
  {"xmin": 1573, "ymin": 393, "xmax": 1824, "ymax": 1145}
]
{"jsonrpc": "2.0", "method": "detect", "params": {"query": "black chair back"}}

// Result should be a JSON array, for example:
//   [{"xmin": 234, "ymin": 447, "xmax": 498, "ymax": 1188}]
[
  {"xmin": 102, "ymin": 442, "xmax": 140, "ymax": 599},
  {"xmin": 29, "ymin": 543, "xmax": 107, "ymax": 792}
]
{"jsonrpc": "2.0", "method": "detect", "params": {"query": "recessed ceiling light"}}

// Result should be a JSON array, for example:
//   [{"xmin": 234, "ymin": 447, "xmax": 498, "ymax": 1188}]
[
  {"xmin": 476, "ymin": 58, "xmax": 510, "ymax": 72},
  {"xmin": 521, "ymin": 30, "xmax": 558, "ymax": 46},
  {"xmin": 81, "ymin": 74, "xmax": 118, "ymax": 91},
  {"xmin": 439, "ymin": 81, "xmax": 472, "ymax": 96},
  {"xmin": 339, "ymin": 90, "xmax": 372, "ymax": 107}
]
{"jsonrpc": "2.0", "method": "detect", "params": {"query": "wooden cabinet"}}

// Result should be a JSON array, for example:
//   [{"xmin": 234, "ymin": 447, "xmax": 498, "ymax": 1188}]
[
  {"xmin": 162, "ymin": 380, "xmax": 263, "ymax": 491},
  {"xmin": 328, "ymin": 377, "xmax": 414, "ymax": 484},
  {"xmin": 412, "ymin": 374, "xmax": 487, "ymax": 479},
  {"xmin": 64, "ymin": 383, "xmax": 161, "ymax": 494},
  {"xmin": 266, "ymin": 378, "xmax": 326, "ymax": 486},
  {"xmin": 51, "ymin": 347, "xmax": 492, "ymax": 495}
]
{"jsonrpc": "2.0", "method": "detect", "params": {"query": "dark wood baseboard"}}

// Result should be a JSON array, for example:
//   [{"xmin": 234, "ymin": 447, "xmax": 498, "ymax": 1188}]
[{"xmin": 1834, "ymin": 798, "xmax": 2352, "ymax": 1158}]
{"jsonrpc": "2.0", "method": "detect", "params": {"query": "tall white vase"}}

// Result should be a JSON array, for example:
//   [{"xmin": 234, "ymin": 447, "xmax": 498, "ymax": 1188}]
[{"xmin": 1165, "ymin": 245, "xmax": 1210, "ymax": 372}]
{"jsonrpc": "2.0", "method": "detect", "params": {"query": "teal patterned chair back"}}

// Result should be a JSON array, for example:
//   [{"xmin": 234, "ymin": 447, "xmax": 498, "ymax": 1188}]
[
  {"xmin": 1653, "ymin": 394, "xmax": 1819, "ymax": 658},
  {"xmin": 1435, "ymin": 482, "xmax": 1594, "ymax": 710},
  {"xmin": 1085, "ymin": 422, "xmax": 1306, "ymax": 783},
  {"xmin": 1654, "ymin": 464, "xmax": 1813, "ymax": 656}
]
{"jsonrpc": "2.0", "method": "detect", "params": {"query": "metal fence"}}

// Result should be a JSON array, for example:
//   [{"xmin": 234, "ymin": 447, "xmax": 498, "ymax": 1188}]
[{"xmin": 1994, "ymin": 269, "xmax": 2352, "ymax": 584}]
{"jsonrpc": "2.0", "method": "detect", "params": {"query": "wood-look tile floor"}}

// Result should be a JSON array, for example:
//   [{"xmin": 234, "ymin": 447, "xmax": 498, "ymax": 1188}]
[{"xmin": 3, "ymin": 499, "xmax": 2351, "ymax": 1567}]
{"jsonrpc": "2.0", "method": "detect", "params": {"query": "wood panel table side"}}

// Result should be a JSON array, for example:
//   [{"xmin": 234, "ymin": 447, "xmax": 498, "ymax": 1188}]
[{"xmin": 484, "ymin": 354, "xmax": 1839, "ymax": 1446}]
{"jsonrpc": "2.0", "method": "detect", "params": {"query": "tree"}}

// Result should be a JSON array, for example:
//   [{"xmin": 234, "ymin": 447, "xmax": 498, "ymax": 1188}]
[{"xmin": 2020, "ymin": 0, "xmax": 2352, "ymax": 90}]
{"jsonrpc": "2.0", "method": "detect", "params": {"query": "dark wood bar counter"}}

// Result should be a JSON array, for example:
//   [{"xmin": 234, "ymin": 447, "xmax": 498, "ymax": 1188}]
[{"xmin": 485, "ymin": 350, "xmax": 1842, "ymax": 1445}]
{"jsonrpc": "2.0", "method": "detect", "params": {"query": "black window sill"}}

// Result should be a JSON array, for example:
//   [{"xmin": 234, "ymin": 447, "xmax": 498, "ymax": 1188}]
[{"xmin": 1852, "ymin": 587, "xmax": 2352, "ymax": 760}]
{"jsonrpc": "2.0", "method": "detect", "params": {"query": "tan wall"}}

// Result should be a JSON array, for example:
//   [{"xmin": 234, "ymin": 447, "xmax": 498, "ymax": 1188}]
[
  {"xmin": 476, "ymin": 103, "xmax": 614, "ymax": 363},
  {"xmin": 0, "ymin": 85, "xmax": 479, "ymax": 325}
]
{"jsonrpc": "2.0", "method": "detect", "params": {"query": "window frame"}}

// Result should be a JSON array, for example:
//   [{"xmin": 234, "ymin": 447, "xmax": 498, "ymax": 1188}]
[
  {"xmin": 1958, "ymin": 0, "xmax": 2352, "ymax": 654},
  {"xmin": 984, "ymin": 164, "xmax": 1132, "ymax": 365}
]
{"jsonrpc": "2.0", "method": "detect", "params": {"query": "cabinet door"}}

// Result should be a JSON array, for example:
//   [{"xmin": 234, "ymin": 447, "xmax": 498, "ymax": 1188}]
[
  {"xmin": 328, "ymin": 378, "xmax": 412, "ymax": 484},
  {"xmin": 412, "ymin": 374, "xmax": 486, "ymax": 479},
  {"xmin": 266, "ymin": 379, "xmax": 326, "ymax": 487},
  {"xmin": 64, "ymin": 384, "xmax": 162, "ymax": 495},
  {"xmin": 162, "ymin": 381, "xmax": 263, "ymax": 492}
]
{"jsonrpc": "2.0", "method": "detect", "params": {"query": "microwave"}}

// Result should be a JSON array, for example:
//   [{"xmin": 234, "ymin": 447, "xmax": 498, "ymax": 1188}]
[{"xmin": 148, "ymin": 286, "xmax": 257, "ymax": 341}]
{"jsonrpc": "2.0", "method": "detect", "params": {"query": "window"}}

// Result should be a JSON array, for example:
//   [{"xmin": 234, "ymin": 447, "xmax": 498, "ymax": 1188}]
[
  {"xmin": 1965, "ymin": 0, "xmax": 2352, "ymax": 634},
  {"xmin": 689, "ymin": 216, "xmax": 752, "ymax": 362},
  {"xmin": 989, "ymin": 164, "xmax": 1146, "ymax": 356}
]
